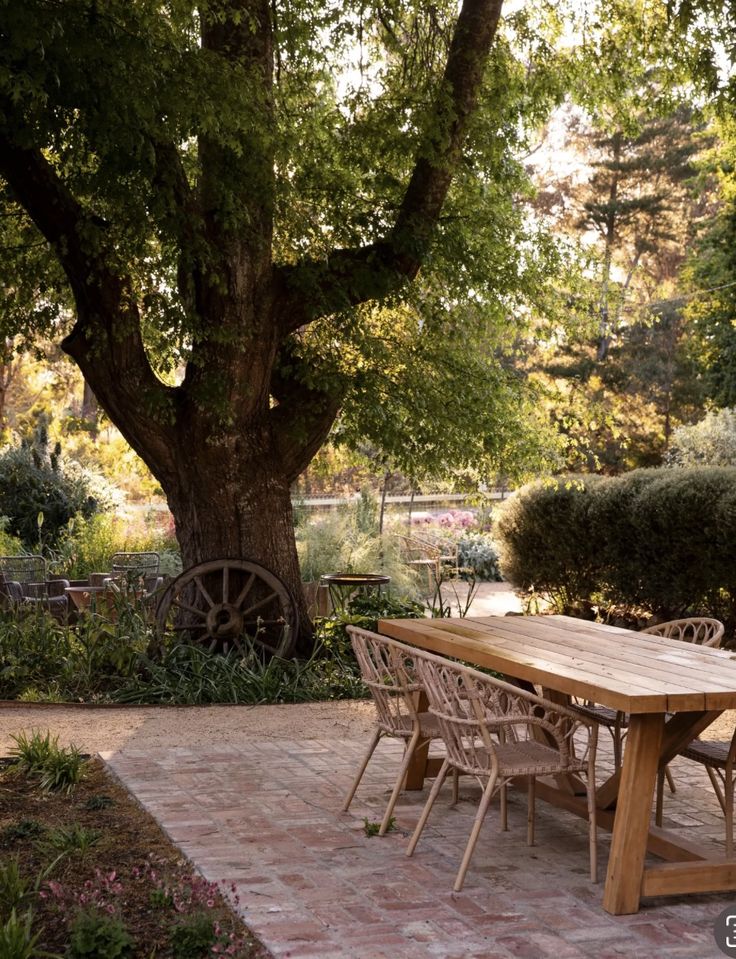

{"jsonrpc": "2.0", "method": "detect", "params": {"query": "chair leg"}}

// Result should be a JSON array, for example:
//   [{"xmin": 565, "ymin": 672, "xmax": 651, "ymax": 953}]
[
  {"xmin": 706, "ymin": 765, "xmax": 727, "ymax": 815},
  {"xmin": 451, "ymin": 769, "xmax": 459, "ymax": 807},
  {"xmin": 406, "ymin": 759, "xmax": 450, "ymax": 858},
  {"xmin": 655, "ymin": 768, "xmax": 665, "ymax": 827},
  {"xmin": 586, "ymin": 771, "xmax": 598, "ymax": 883},
  {"xmin": 612, "ymin": 718, "xmax": 622, "ymax": 770},
  {"xmin": 342, "ymin": 727, "xmax": 382, "ymax": 812},
  {"xmin": 527, "ymin": 776, "xmax": 535, "ymax": 846},
  {"xmin": 379, "ymin": 728, "xmax": 421, "ymax": 835},
  {"xmin": 726, "ymin": 769, "xmax": 733, "ymax": 859},
  {"xmin": 500, "ymin": 781, "xmax": 508, "ymax": 831},
  {"xmin": 454, "ymin": 770, "xmax": 498, "ymax": 892},
  {"xmin": 664, "ymin": 765, "xmax": 676, "ymax": 795}
]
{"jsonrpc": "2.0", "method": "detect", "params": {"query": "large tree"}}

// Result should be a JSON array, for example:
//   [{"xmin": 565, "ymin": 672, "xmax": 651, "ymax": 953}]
[{"xmin": 0, "ymin": 0, "xmax": 566, "ymax": 637}]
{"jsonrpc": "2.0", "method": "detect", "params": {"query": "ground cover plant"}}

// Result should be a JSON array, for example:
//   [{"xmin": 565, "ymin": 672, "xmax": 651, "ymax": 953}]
[{"xmin": 0, "ymin": 747, "xmax": 269, "ymax": 958}]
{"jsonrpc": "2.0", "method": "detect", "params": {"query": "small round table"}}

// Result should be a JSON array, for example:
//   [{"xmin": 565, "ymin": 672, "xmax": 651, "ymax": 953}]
[
  {"xmin": 319, "ymin": 572, "xmax": 391, "ymax": 613},
  {"xmin": 65, "ymin": 585, "xmax": 142, "ymax": 621}
]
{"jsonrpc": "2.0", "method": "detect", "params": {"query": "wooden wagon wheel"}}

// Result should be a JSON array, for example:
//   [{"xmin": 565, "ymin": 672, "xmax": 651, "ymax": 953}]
[{"xmin": 155, "ymin": 559, "xmax": 298, "ymax": 657}]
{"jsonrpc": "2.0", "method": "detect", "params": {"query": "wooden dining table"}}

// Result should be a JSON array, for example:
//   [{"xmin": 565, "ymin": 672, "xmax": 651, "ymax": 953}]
[{"xmin": 377, "ymin": 613, "xmax": 736, "ymax": 915}]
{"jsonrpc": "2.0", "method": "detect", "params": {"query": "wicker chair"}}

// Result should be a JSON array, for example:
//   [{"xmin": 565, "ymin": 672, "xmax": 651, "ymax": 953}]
[
  {"xmin": 0, "ymin": 555, "xmax": 68, "ymax": 619},
  {"xmin": 642, "ymin": 617, "xmax": 724, "ymax": 647},
  {"xmin": 407, "ymin": 648, "xmax": 598, "ymax": 891},
  {"xmin": 648, "ymin": 617, "xmax": 726, "ymax": 826},
  {"xmin": 111, "ymin": 551, "xmax": 160, "ymax": 579},
  {"xmin": 574, "ymin": 618, "xmax": 724, "ymax": 794},
  {"xmin": 343, "ymin": 626, "xmax": 458, "ymax": 836},
  {"xmin": 674, "ymin": 729, "xmax": 736, "ymax": 856}
]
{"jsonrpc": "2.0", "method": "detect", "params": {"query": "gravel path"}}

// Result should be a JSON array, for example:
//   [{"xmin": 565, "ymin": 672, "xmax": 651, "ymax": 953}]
[{"xmin": 0, "ymin": 700, "xmax": 376, "ymax": 756}]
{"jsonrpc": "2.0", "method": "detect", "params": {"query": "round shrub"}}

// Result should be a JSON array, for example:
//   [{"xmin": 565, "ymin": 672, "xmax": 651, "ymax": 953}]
[
  {"xmin": 494, "ymin": 475, "xmax": 604, "ymax": 608},
  {"xmin": 585, "ymin": 468, "xmax": 663, "ymax": 605},
  {"xmin": 625, "ymin": 468, "xmax": 736, "ymax": 615},
  {"xmin": 0, "ymin": 421, "xmax": 98, "ymax": 548},
  {"xmin": 457, "ymin": 533, "xmax": 503, "ymax": 581}
]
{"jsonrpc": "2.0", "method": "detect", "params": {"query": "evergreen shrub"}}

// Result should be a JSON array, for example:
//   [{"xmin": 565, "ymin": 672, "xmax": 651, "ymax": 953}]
[
  {"xmin": 0, "ymin": 419, "xmax": 98, "ymax": 548},
  {"xmin": 494, "ymin": 475, "xmax": 604, "ymax": 610},
  {"xmin": 495, "ymin": 467, "xmax": 736, "ymax": 627}
]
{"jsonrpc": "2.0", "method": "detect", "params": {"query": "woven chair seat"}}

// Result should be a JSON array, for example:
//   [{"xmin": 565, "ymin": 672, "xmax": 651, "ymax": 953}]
[
  {"xmin": 682, "ymin": 739, "xmax": 730, "ymax": 768},
  {"xmin": 379, "ymin": 711, "xmax": 442, "ymax": 739},
  {"xmin": 572, "ymin": 703, "xmax": 629, "ymax": 729},
  {"xmin": 494, "ymin": 740, "xmax": 588, "ymax": 777}
]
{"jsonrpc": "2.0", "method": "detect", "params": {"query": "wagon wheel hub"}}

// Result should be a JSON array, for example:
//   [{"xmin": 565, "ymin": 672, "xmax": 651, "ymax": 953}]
[{"xmin": 207, "ymin": 604, "xmax": 243, "ymax": 638}]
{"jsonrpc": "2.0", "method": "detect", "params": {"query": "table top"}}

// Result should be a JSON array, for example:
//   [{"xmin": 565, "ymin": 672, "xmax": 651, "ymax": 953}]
[{"xmin": 377, "ymin": 614, "xmax": 736, "ymax": 714}]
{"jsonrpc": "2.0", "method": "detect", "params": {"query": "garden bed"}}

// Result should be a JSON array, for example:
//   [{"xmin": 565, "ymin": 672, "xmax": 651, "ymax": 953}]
[{"xmin": 0, "ymin": 754, "xmax": 271, "ymax": 957}]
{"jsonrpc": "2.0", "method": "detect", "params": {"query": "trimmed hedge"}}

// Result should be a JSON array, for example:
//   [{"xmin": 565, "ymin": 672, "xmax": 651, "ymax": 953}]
[{"xmin": 495, "ymin": 468, "xmax": 736, "ymax": 627}]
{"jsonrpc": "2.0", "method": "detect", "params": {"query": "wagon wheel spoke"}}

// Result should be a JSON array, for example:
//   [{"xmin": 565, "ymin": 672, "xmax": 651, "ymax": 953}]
[
  {"xmin": 222, "ymin": 565, "xmax": 229, "ymax": 604},
  {"xmin": 171, "ymin": 622, "xmax": 209, "ymax": 631},
  {"xmin": 170, "ymin": 599, "xmax": 209, "ymax": 619},
  {"xmin": 240, "ymin": 591, "xmax": 279, "ymax": 618},
  {"xmin": 233, "ymin": 573, "xmax": 256, "ymax": 609},
  {"xmin": 194, "ymin": 576, "xmax": 215, "ymax": 608}
]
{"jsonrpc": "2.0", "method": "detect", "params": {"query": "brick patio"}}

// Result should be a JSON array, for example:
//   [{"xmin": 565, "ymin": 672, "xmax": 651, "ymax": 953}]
[{"xmin": 103, "ymin": 732, "xmax": 736, "ymax": 959}]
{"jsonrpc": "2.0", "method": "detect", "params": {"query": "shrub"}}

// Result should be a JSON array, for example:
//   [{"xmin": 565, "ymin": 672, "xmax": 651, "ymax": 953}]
[
  {"xmin": 457, "ymin": 533, "xmax": 503, "ymax": 581},
  {"xmin": 0, "ymin": 418, "xmax": 99, "ymax": 549},
  {"xmin": 495, "ymin": 467, "xmax": 736, "ymax": 628},
  {"xmin": 296, "ymin": 511, "xmax": 418, "ymax": 597},
  {"xmin": 495, "ymin": 476, "xmax": 604, "ymax": 610},
  {"xmin": 0, "ymin": 608, "xmax": 153, "ymax": 703},
  {"xmin": 52, "ymin": 513, "xmax": 181, "ymax": 580},
  {"xmin": 668, "ymin": 408, "xmax": 736, "ymax": 466}
]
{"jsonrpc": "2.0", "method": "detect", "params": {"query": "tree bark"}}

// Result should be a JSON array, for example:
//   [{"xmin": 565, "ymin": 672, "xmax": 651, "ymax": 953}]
[{"xmin": 165, "ymin": 414, "xmax": 312, "ymax": 647}]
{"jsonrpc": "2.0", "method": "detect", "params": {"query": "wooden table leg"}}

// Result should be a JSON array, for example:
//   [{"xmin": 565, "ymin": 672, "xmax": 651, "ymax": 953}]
[{"xmin": 603, "ymin": 713, "xmax": 664, "ymax": 915}]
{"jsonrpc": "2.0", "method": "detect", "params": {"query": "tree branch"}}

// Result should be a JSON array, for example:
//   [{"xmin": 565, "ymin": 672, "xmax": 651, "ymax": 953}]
[
  {"xmin": 275, "ymin": 0, "xmax": 505, "ymax": 334},
  {"xmin": 0, "ymin": 128, "xmax": 178, "ymax": 474},
  {"xmin": 269, "ymin": 346, "xmax": 344, "ymax": 482}
]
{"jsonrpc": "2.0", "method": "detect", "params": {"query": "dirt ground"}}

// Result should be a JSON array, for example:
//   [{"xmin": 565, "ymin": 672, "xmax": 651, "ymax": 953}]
[{"xmin": 0, "ymin": 700, "xmax": 377, "ymax": 756}]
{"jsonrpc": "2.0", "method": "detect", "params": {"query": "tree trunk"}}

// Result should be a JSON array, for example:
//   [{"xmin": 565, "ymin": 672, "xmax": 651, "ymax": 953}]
[{"xmin": 164, "ymin": 422, "xmax": 313, "ymax": 651}]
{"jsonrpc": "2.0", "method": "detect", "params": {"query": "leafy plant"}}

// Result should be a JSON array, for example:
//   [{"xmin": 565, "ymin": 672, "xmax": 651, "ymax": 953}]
[
  {"xmin": 0, "ymin": 909, "xmax": 58, "ymax": 959},
  {"xmin": 37, "ymin": 825, "xmax": 101, "ymax": 857},
  {"xmin": 0, "ymin": 858, "xmax": 65, "ymax": 925},
  {"xmin": 37, "ymin": 747, "xmax": 86, "ymax": 795},
  {"xmin": 0, "ymin": 821, "xmax": 46, "ymax": 846},
  {"xmin": 0, "ymin": 860, "xmax": 33, "ymax": 923},
  {"xmin": 457, "ymin": 533, "xmax": 503, "ymax": 582},
  {"xmin": 8, "ymin": 732, "xmax": 57, "ymax": 776},
  {"xmin": 66, "ymin": 910, "xmax": 133, "ymax": 959},
  {"xmin": 8, "ymin": 731, "xmax": 86, "ymax": 793},
  {"xmin": 363, "ymin": 817, "xmax": 395, "ymax": 837},
  {"xmin": 169, "ymin": 914, "xmax": 217, "ymax": 959},
  {"xmin": 84, "ymin": 796, "xmax": 114, "ymax": 812}
]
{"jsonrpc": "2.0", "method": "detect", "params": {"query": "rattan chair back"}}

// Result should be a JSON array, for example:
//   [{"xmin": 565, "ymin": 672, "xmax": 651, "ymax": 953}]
[
  {"xmin": 642, "ymin": 617, "xmax": 724, "ymax": 648},
  {"xmin": 348, "ymin": 626, "xmax": 421, "ymax": 737},
  {"xmin": 0, "ymin": 555, "xmax": 46, "ymax": 587}
]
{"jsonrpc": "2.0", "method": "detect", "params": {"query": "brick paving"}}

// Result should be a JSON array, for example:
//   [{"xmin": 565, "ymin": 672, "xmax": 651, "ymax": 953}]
[{"xmin": 103, "ymin": 733, "xmax": 736, "ymax": 959}]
